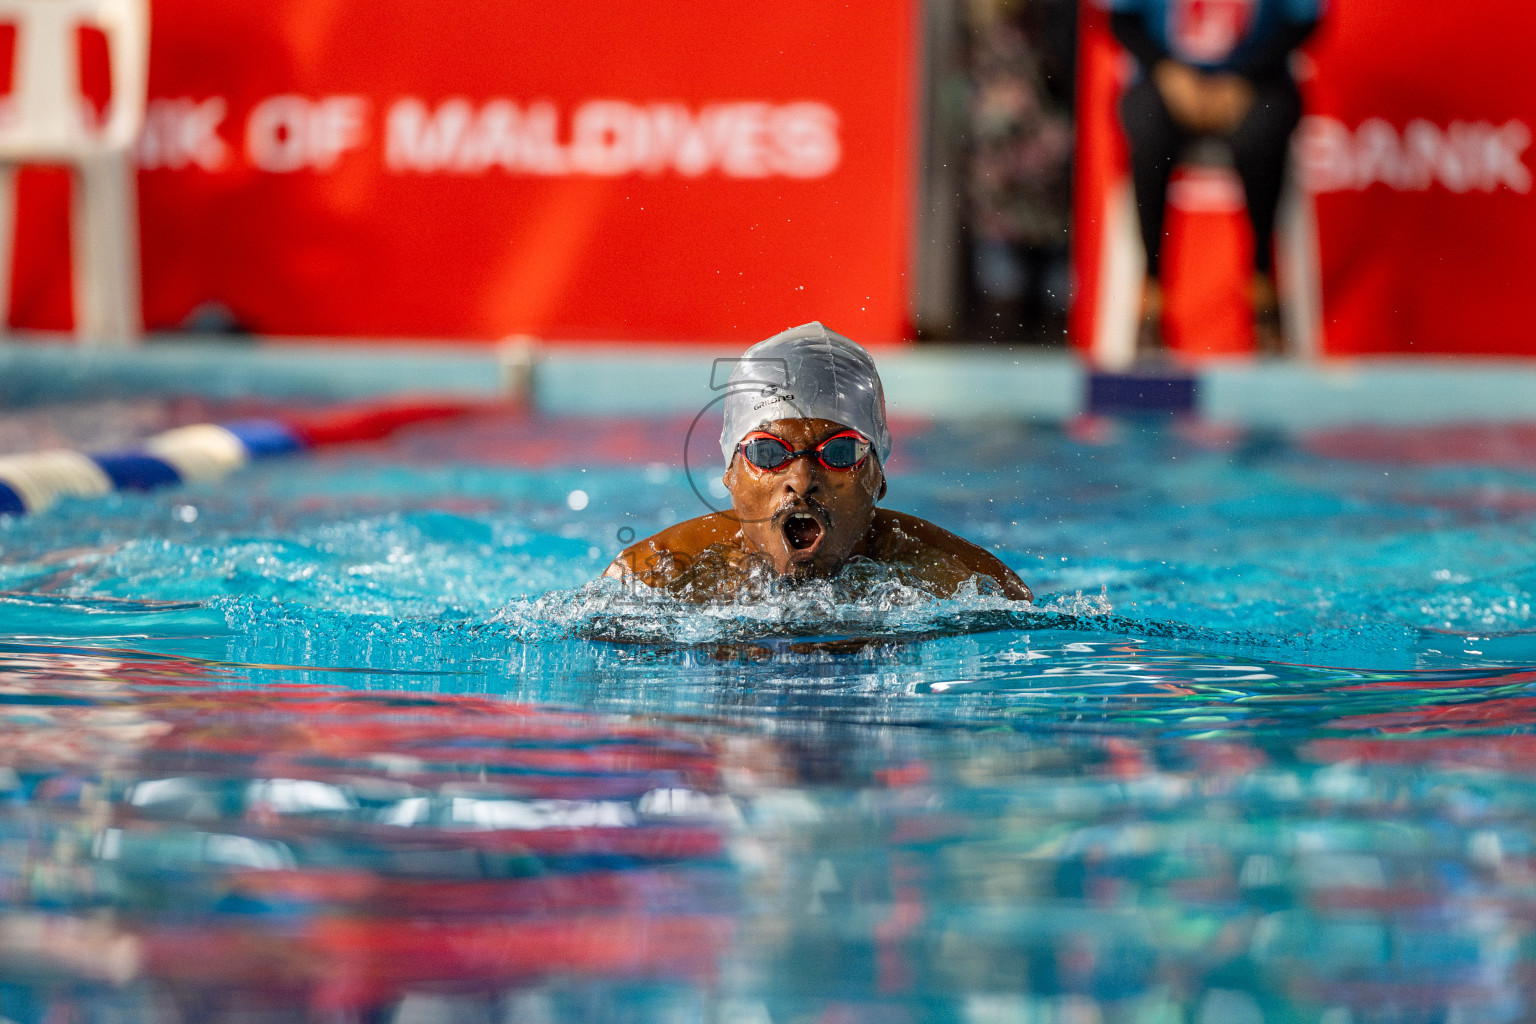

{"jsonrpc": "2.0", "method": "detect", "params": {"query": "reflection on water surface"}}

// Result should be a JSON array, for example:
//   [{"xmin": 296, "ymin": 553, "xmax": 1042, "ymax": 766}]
[
  {"xmin": 0, "ymin": 416, "xmax": 1533, "ymax": 1021},
  {"xmin": 2, "ymin": 640, "xmax": 1536, "ymax": 1024}
]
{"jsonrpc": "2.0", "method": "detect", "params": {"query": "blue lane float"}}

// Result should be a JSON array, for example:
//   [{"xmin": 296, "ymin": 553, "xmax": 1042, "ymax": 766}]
[
  {"xmin": 0, "ymin": 418, "xmax": 303, "ymax": 516},
  {"xmin": 0, "ymin": 401, "xmax": 480, "ymax": 517}
]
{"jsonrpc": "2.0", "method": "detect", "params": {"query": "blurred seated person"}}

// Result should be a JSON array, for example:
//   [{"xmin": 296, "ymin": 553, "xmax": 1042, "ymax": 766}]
[{"xmin": 1108, "ymin": 0, "xmax": 1322, "ymax": 352}]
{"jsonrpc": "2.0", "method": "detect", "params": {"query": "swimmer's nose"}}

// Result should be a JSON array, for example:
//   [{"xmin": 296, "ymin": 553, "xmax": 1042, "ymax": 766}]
[{"xmin": 781, "ymin": 456, "xmax": 820, "ymax": 496}]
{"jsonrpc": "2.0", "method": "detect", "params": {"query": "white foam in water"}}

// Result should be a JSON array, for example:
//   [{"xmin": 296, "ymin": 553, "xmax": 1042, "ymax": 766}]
[
  {"xmin": 0, "ymin": 420, "xmax": 1531, "ymax": 675},
  {"xmin": 493, "ymin": 559, "xmax": 1048, "ymax": 645},
  {"xmin": 1039, "ymin": 586, "xmax": 1115, "ymax": 617}
]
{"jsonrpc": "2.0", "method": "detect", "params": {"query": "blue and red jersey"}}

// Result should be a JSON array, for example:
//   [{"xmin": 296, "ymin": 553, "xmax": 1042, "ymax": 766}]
[{"xmin": 1103, "ymin": 0, "xmax": 1324, "ymax": 76}]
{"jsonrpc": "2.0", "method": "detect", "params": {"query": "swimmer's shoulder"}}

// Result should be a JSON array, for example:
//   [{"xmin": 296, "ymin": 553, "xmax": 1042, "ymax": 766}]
[
  {"xmin": 868, "ymin": 509, "xmax": 1032, "ymax": 601},
  {"xmin": 603, "ymin": 513, "xmax": 742, "ymax": 586}
]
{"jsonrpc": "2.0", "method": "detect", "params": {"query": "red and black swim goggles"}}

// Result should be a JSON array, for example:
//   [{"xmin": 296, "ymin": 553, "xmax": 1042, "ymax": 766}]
[{"xmin": 737, "ymin": 430, "xmax": 873, "ymax": 472}]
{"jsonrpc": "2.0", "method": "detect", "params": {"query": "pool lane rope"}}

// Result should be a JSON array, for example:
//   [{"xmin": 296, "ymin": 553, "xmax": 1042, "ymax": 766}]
[{"xmin": 0, "ymin": 401, "xmax": 477, "ymax": 516}]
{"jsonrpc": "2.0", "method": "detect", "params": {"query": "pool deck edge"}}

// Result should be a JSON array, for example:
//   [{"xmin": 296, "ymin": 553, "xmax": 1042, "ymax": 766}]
[{"xmin": 1, "ymin": 336, "xmax": 1533, "ymax": 430}]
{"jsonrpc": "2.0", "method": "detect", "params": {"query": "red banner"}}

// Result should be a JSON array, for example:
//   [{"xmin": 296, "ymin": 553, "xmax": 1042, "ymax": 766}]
[
  {"xmin": 12, "ymin": 1, "xmax": 917, "ymax": 344},
  {"xmin": 1298, "ymin": 0, "xmax": 1536, "ymax": 356},
  {"xmin": 1072, "ymin": 0, "xmax": 1536, "ymax": 362}
]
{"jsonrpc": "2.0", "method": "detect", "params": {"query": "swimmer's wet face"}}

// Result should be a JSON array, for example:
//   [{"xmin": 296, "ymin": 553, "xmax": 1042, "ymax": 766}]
[{"xmin": 724, "ymin": 417, "xmax": 885, "ymax": 577}]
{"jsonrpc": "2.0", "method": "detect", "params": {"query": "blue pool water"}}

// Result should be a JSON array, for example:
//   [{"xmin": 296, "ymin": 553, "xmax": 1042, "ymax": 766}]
[{"xmin": 2, "ymin": 406, "xmax": 1536, "ymax": 1023}]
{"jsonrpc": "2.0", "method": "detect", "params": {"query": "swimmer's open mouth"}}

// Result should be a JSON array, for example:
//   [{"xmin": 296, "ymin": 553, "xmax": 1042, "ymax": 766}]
[{"xmin": 783, "ymin": 512, "xmax": 825, "ymax": 553}]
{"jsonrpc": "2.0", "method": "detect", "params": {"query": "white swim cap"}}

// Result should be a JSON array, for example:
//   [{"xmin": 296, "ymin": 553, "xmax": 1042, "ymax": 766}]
[{"xmin": 719, "ymin": 322, "xmax": 892, "ymax": 466}]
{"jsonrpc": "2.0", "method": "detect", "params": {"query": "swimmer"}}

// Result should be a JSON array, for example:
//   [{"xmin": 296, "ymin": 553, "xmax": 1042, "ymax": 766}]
[{"xmin": 605, "ymin": 322, "xmax": 1032, "ymax": 601}]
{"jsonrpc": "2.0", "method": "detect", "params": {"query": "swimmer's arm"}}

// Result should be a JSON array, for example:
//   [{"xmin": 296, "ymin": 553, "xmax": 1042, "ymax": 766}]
[
  {"xmin": 602, "ymin": 513, "xmax": 738, "ymax": 587},
  {"xmin": 602, "ymin": 543, "xmax": 664, "ymax": 585},
  {"xmin": 873, "ymin": 510, "xmax": 1033, "ymax": 602}
]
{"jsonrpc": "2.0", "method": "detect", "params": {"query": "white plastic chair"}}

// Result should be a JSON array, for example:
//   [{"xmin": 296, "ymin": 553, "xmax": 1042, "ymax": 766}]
[{"xmin": 0, "ymin": 0, "xmax": 149, "ymax": 345}]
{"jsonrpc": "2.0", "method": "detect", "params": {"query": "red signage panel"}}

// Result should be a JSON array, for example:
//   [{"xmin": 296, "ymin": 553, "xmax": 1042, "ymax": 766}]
[
  {"xmin": 13, "ymin": 1, "xmax": 918, "ymax": 343},
  {"xmin": 1298, "ymin": 0, "xmax": 1536, "ymax": 356},
  {"xmin": 1072, "ymin": 0, "xmax": 1536, "ymax": 361}
]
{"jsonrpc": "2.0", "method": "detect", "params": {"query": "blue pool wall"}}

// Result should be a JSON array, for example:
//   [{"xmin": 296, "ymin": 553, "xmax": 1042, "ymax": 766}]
[{"xmin": 1, "ymin": 336, "xmax": 1534, "ymax": 428}]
